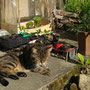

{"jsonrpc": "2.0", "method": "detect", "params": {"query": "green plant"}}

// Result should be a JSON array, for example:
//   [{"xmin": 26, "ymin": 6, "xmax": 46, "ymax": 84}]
[
  {"xmin": 28, "ymin": 21, "xmax": 34, "ymax": 25},
  {"xmin": 26, "ymin": 21, "xmax": 35, "ymax": 29},
  {"xmin": 78, "ymin": 53, "xmax": 90, "ymax": 74},
  {"xmin": 65, "ymin": 0, "xmax": 81, "ymax": 14},
  {"xmin": 33, "ymin": 16, "xmax": 42, "ymax": 21},
  {"xmin": 36, "ymin": 29, "xmax": 42, "ymax": 36},
  {"xmin": 65, "ymin": 0, "xmax": 90, "ymax": 33},
  {"xmin": 21, "ymin": 26, "xmax": 26, "ymax": 34},
  {"xmin": 35, "ymin": 23, "xmax": 41, "ymax": 27},
  {"xmin": 44, "ymin": 29, "xmax": 49, "ymax": 34}
]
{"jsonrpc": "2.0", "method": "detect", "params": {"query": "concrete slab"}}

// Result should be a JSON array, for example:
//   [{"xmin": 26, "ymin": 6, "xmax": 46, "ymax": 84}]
[{"xmin": 0, "ymin": 55, "xmax": 76, "ymax": 90}]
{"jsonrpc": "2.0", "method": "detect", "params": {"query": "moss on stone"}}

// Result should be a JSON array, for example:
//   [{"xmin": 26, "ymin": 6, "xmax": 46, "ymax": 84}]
[{"xmin": 45, "ymin": 65, "xmax": 81, "ymax": 90}]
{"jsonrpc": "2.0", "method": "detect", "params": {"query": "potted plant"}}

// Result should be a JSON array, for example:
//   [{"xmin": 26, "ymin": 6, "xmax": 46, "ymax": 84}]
[
  {"xmin": 65, "ymin": 0, "xmax": 90, "ymax": 55},
  {"xmin": 76, "ymin": 1, "xmax": 90, "ymax": 56},
  {"xmin": 78, "ymin": 53, "xmax": 90, "ymax": 74}
]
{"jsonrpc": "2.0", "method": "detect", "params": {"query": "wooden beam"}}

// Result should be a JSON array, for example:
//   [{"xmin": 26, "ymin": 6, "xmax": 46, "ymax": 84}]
[{"xmin": 17, "ymin": 0, "xmax": 21, "ymax": 30}]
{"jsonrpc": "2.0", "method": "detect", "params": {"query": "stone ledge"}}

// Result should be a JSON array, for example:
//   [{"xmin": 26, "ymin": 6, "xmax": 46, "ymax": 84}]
[{"xmin": 0, "ymin": 55, "xmax": 79, "ymax": 90}]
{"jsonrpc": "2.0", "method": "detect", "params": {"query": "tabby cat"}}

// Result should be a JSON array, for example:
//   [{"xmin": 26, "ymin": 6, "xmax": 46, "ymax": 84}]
[
  {"xmin": 0, "ymin": 53, "xmax": 28, "ymax": 86},
  {"xmin": 23, "ymin": 43, "xmax": 52, "ymax": 76}
]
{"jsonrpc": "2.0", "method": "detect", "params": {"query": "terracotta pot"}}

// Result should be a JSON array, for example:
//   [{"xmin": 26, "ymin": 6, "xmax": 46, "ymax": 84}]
[{"xmin": 78, "ymin": 32, "xmax": 90, "ymax": 56}]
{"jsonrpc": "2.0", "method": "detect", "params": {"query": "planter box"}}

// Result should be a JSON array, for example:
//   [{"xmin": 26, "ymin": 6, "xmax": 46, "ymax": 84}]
[
  {"xmin": 78, "ymin": 32, "xmax": 90, "ymax": 56},
  {"xmin": 0, "ymin": 34, "xmax": 30, "ymax": 49},
  {"xmin": 17, "ymin": 21, "xmax": 52, "ymax": 34}
]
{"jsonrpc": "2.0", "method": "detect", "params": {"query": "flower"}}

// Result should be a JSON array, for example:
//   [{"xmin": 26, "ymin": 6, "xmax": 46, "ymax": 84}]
[{"xmin": 77, "ymin": 8, "xmax": 81, "ymax": 13}]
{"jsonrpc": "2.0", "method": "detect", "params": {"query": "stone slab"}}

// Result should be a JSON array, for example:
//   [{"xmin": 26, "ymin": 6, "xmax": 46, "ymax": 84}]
[{"xmin": 0, "ymin": 53, "xmax": 76, "ymax": 90}]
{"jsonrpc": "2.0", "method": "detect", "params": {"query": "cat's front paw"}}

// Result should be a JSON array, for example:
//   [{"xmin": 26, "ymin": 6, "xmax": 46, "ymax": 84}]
[
  {"xmin": 8, "ymin": 75, "xmax": 19, "ymax": 80},
  {"xmin": 0, "ymin": 78, "xmax": 9, "ymax": 86},
  {"xmin": 17, "ymin": 72, "xmax": 27, "ymax": 77}
]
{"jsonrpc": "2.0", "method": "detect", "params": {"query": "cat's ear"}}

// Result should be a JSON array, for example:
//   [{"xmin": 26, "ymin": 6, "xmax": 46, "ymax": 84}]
[
  {"xmin": 32, "ymin": 47, "xmax": 37, "ymax": 53},
  {"xmin": 46, "ymin": 45, "xmax": 52, "ymax": 52}
]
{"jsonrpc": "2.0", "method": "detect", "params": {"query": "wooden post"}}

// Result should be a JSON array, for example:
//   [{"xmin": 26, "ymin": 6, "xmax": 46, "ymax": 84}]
[
  {"xmin": 56, "ymin": 0, "xmax": 65, "ymax": 10},
  {"xmin": 45, "ymin": 0, "xmax": 50, "ymax": 17},
  {"xmin": 17, "ymin": 0, "xmax": 21, "ymax": 30}
]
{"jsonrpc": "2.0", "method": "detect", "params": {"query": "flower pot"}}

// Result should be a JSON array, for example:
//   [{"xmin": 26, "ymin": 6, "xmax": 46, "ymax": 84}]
[
  {"xmin": 78, "ymin": 32, "xmax": 90, "ymax": 56},
  {"xmin": 0, "ymin": 34, "xmax": 30, "ymax": 49}
]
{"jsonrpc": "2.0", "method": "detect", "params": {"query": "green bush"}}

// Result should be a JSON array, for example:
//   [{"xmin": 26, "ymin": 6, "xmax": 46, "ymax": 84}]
[
  {"xmin": 65, "ymin": 0, "xmax": 90, "ymax": 32},
  {"xmin": 65, "ymin": 0, "xmax": 89, "ymax": 14}
]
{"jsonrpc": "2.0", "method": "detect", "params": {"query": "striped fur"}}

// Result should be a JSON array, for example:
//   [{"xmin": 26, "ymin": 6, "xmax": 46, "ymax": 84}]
[
  {"xmin": 0, "ymin": 53, "xmax": 28, "ymax": 86},
  {"xmin": 23, "ymin": 43, "xmax": 52, "ymax": 76}
]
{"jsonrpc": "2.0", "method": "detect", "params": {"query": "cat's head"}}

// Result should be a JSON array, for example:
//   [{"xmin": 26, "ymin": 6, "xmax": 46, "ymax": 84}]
[{"xmin": 32, "ymin": 44, "xmax": 52, "ymax": 64}]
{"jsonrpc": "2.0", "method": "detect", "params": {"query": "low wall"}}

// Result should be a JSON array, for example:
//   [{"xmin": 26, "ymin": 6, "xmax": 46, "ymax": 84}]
[{"xmin": 41, "ymin": 66, "xmax": 80, "ymax": 90}]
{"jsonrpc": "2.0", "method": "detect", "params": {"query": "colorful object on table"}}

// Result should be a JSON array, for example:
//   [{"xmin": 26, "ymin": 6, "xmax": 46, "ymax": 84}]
[
  {"xmin": 54, "ymin": 43, "xmax": 64, "ymax": 53},
  {"xmin": 52, "ymin": 42, "xmax": 77, "ymax": 61},
  {"xmin": 20, "ymin": 32, "xmax": 30, "ymax": 37},
  {"xmin": 54, "ymin": 43, "xmax": 64, "ymax": 49}
]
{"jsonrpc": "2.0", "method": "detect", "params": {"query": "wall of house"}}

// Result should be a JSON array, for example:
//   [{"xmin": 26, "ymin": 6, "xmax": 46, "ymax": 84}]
[
  {"xmin": 0, "ymin": 0, "xmax": 1, "ymax": 28},
  {"xmin": 18, "ymin": 0, "xmax": 35, "ymax": 18},
  {"xmin": 18, "ymin": 0, "xmax": 56, "ymax": 18}
]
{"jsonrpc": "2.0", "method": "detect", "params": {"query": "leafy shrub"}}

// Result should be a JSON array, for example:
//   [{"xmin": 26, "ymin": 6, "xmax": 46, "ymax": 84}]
[{"xmin": 65, "ymin": 0, "xmax": 90, "ymax": 32}]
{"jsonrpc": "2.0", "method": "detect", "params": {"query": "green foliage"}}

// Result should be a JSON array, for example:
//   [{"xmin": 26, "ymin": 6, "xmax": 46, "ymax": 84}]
[
  {"xmin": 65, "ymin": 0, "xmax": 90, "ymax": 32},
  {"xmin": 78, "ymin": 53, "xmax": 90, "ymax": 74},
  {"xmin": 26, "ymin": 16, "xmax": 42, "ymax": 28},
  {"xmin": 27, "ymin": 21, "xmax": 34, "ymax": 26},
  {"xmin": 33, "ymin": 16, "xmax": 42, "ymax": 21},
  {"xmin": 44, "ymin": 29, "xmax": 49, "ymax": 34},
  {"xmin": 26, "ymin": 21, "xmax": 35, "ymax": 29},
  {"xmin": 78, "ymin": 53, "xmax": 90, "ymax": 65},
  {"xmin": 36, "ymin": 29, "xmax": 42, "ymax": 34},
  {"xmin": 78, "ymin": 53, "xmax": 84, "ymax": 65},
  {"xmin": 86, "ymin": 57, "xmax": 90, "ymax": 65},
  {"xmin": 21, "ymin": 26, "xmax": 26, "ymax": 30},
  {"xmin": 65, "ymin": 0, "xmax": 81, "ymax": 14},
  {"xmin": 36, "ymin": 23, "xmax": 41, "ymax": 27},
  {"xmin": 65, "ymin": 0, "xmax": 90, "ymax": 14}
]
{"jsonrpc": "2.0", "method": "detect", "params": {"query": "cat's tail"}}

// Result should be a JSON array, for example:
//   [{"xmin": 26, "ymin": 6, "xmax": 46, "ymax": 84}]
[{"xmin": 0, "ymin": 76, "xmax": 9, "ymax": 86}]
